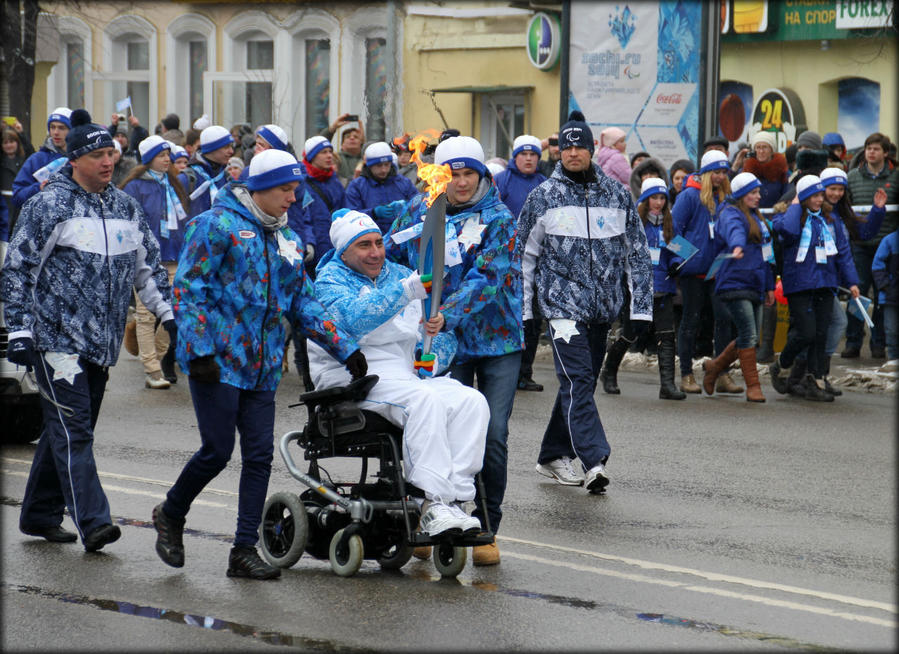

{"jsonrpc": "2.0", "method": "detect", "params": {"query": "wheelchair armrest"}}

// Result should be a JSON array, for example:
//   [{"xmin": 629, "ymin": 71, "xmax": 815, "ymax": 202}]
[{"xmin": 299, "ymin": 374, "xmax": 380, "ymax": 407}]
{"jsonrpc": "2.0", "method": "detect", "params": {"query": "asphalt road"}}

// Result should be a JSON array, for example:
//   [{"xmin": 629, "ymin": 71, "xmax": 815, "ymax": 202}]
[{"xmin": 2, "ymin": 351, "xmax": 896, "ymax": 652}]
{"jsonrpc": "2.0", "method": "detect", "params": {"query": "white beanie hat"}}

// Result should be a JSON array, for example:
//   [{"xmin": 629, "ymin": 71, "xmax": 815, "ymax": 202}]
[
  {"xmin": 750, "ymin": 130, "xmax": 777, "ymax": 150},
  {"xmin": 47, "ymin": 107, "xmax": 73, "ymax": 129},
  {"xmin": 364, "ymin": 141, "xmax": 393, "ymax": 165},
  {"xmin": 200, "ymin": 125, "xmax": 235, "ymax": 154},
  {"xmin": 434, "ymin": 136, "xmax": 486, "ymax": 176},
  {"xmin": 329, "ymin": 209, "xmax": 381, "ymax": 257},
  {"xmin": 638, "ymin": 177, "xmax": 669, "ymax": 204},
  {"xmin": 699, "ymin": 150, "xmax": 729, "ymax": 174},
  {"xmin": 730, "ymin": 172, "xmax": 761, "ymax": 199},
  {"xmin": 192, "ymin": 113, "xmax": 211, "ymax": 131},
  {"xmin": 113, "ymin": 139, "xmax": 122, "ymax": 154},
  {"xmin": 138, "ymin": 134, "xmax": 172, "ymax": 165},
  {"xmin": 246, "ymin": 149, "xmax": 303, "ymax": 192},
  {"xmin": 512, "ymin": 134, "xmax": 542, "ymax": 158},
  {"xmin": 304, "ymin": 135, "xmax": 333, "ymax": 162},
  {"xmin": 796, "ymin": 175, "xmax": 825, "ymax": 202},
  {"xmin": 170, "ymin": 144, "xmax": 189, "ymax": 161},
  {"xmin": 486, "ymin": 161, "xmax": 506, "ymax": 177},
  {"xmin": 256, "ymin": 124, "xmax": 289, "ymax": 151},
  {"xmin": 820, "ymin": 167, "xmax": 848, "ymax": 188}
]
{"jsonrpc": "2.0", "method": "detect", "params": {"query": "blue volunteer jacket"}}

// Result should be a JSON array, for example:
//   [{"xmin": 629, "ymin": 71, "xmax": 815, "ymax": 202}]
[
  {"xmin": 11, "ymin": 141, "xmax": 67, "ymax": 209},
  {"xmin": 642, "ymin": 219, "xmax": 678, "ymax": 296},
  {"xmin": 345, "ymin": 167, "xmax": 418, "ymax": 233},
  {"xmin": 123, "ymin": 174, "xmax": 188, "ymax": 262},
  {"xmin": 872, "ymin": 230, "xmax": 898, "ymax": 306},
  {"xmin": 671, "ymin": 174, "xmax": 724, "ymax": 277},
  {"xmin": 494, "ymin": 158, "xmax": 546, "ymax": 218},
  {"xmin": 517, "ymin": 163, "xmax": 653, "ymax": 324},
  {"xmin": 178, "ymin": 153, "xmax": 230, "ymax": 220},
  {"xmin": 0, "ymin": 166, "xmax": 173, "ymax": 367},
  {"xmin": 712, "ymin": 203, "xmax": 775, "ymax": 300},
  {"xmin": 302, "ymin": 171, "xmax": 346, "ymax": 268},
  {"xmin": 386, "ymin": 180, "xmax": 524, "ymax": 364},
  {"xmin": 773, "ymin": 203, "xmax": 859, "ymax": 295},
  {"xmin": 173, "ymin": 184, "xmax": 357, "ymax": 391}
]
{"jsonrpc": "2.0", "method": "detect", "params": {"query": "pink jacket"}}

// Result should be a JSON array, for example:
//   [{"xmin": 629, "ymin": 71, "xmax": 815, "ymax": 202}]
[{"xmin": 594, "ymin": 146, "xmax": 630, "ymax": 185}]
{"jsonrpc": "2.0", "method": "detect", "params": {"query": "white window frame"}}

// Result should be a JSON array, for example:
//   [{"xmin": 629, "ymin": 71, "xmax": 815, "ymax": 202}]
[
  {"xmin": 284, "ymin": 9, "xmax": 340, "ymax": 145},
  {"xmin": 165, "ymin": 13, "xmax": 216, "ymax": 126},
  {"xmin": 47, "ymin": 15, "xmax": 92, "ymax": 116},
  {"xmin": 340, "ymin": 7, "xmax": 389, "ymax": 141},
  {"xmin": 479, "ymin": 92, "xmax": 529, "ymax": 160},
  {"xmin": 98, "ymin": 14, "xmax": 158, "ymax": 125}
]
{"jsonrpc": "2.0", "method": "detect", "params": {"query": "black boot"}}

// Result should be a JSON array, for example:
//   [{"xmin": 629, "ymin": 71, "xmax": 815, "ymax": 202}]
[
  {"xmin": 822, "ymin": 359, "xmax": 841, "ymax": 396},
  {"xmin": 756, "ymin": 304, "xmax": 777, "ymax": 363},
  {"xmin": 786, "ymin": 357, "xmax": 808, "ymax": 397},
  {"xmin": 803, "ymin": 374, "xmax": 834, "ymax": 402},
  {"xmin": 657, "ymin": 333, "xmax": 686, "ymax": 400},
  {"xmin": 160, "ymin": 346, "xmax": 177, "ymax": 384},
  {"xmin": 227, "ymin": 546, "xmax": 281, "ymax": 580},
  {"xmin": 600, "ymin": 337, "xmax": 631, "ymax": 394}
]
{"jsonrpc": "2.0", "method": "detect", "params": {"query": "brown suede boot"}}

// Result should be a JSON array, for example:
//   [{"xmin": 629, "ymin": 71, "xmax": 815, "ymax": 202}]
[
  {"xmin": 738, "ymin": 347, "xmax": 765, "ymax": 402},
  {"xmin": 702, "ymin": 340, "xmax": 739, "ymax": 395}
]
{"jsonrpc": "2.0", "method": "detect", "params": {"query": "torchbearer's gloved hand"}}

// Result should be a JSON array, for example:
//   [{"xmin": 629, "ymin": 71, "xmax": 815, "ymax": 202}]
[
  {"xmin": 7, "ymin": 337, "xmax": 35, "ymax": 369},
  {"xmin": 304, "ymin": 243, "xmax": 315, "ymax": 264},
  {"xmin": 401, "ymin": 272, "xmax": 432, "ymax": 301},
  {"xmin": 189, "ymin": 355, "xmax": 220, "ymax": 383},
  {"xmin": 345, "ymin": 350, "xmax": 368, "ymax": 380},
  {"xmin": 162, "ymin": 319, "xmax": 178, "ymax": 349},
  {"xmin": 414, "ymin": 349, "xmax": 437, "ymax": 378}
]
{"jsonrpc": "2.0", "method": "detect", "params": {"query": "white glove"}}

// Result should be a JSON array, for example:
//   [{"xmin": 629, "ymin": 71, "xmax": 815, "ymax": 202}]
[
  {"xmin": 304, "ymin": 243, "xmax": 315, "ymax": 263},
  {"xmin": 401, "ymin": 272, "xmax": 431, "ymax": 301}
]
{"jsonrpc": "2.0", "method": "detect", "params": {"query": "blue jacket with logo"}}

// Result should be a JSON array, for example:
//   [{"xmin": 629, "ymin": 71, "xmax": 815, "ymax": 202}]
[
  {"xmin": 643, "ymin": 220, "xmax": 678, "ymax": 296},
  {"xmin": 872, "ymin": 230, "xmax": 898, "ymax": 306},
  {"xmin": 386, "ymin": 181, "xmax": 524, "ymax": 363},
  {"xmin": 1, "ymin": 166, "xmax": 173, "ymax": 367},
  {"xmin": 671, "ymin": 174, "xmax": 725, "ymax": 277},
  {"xmin": 494, "ymin": 158, "xmax": 546, "ymax": 218},
  {"xmin": 773, "ymin": 203, "xmax": 859, "ymax": 295},
  {"xmin": 173, "ymin": 184, "xmax": 358, "ymax": 391},
  {"xmin": 345, "ymin": 167, "xmax": 419, "ymax": 233},
  {"xmin": 712, "ymin": 203, "xmax": 775, "ymax": 300},
  {"xmin": 123, "ymin": 174, "xmax": 188, "ymax": 262},
  {"xmin": 518, "ymin": 164, "xmax": 653, "ymax": 324},
  {"xmin": 177, "ymin": 153, "xmax": 230, "ymax": 220},
  {"xmin": 302, "ymin": 172, "xmax": 346, "ymax": 268},
  {"xmin": 11, "ymin": 141, "xmax": 67, "ymax": 209}
]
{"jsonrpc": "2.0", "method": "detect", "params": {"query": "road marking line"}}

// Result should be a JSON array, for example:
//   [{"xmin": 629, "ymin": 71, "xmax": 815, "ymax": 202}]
[
  {"xmin": 503, "ymin": 551, "xmax": 896, "ymax": 629},
  {"xmin": 498, "ymin": 535, "xmax": 896, "ymax": 614}
]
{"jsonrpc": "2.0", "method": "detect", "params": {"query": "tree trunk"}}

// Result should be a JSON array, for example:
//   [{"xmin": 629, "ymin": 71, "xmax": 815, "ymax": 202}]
[{"xmin": 2, "ymin": 0, "xmax": 40, "ymax": 131}]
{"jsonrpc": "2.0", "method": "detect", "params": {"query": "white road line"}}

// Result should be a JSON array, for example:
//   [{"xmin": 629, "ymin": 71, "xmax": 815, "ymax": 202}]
[
  {"xmin": 503, "ymin": 551, "xmax": 896, "ymax": 629},
  {"xmin": 498, "ymin": 535, "xmax": 896, "ymax": 614}
]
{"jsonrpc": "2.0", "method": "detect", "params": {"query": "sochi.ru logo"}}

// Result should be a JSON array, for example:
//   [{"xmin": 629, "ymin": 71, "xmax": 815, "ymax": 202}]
[
  {"xmin": 528, "ymin": 14, "xmax": 553, "ymax": 66},
  {"xmin": 609, "ymin": 5, "xmax": 636, "ymax": 49}
]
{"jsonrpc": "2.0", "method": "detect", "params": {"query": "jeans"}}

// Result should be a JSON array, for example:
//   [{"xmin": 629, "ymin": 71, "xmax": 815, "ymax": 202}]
[
  {"xmin": 448, "ymin": 350, "xmax": 521, "ymax": 534},
  {"xmin": 721, "ymin": 298, "xmax": 762, "ymax": 349},
  {"xmin": 519, "ymin": 315, "xmax": 544, "ymax": 380},
  {"xmin": 845, "ymin": 243, "xmax": 885, "ymax": 350},
  {"xmin": 539, "ymin": 321, "xmax": 611, "ymax": 471},
  {"xmin": 884, "ymin": 305, "xmax": 898, "ymax": 360},
  {"xmin": 824, "ymin": 296, "xmax": 848, "ymax": 358},
  {"xmin": 677, "ymin": 276, "xmax": 734, "ymax": 376},
  {"xmin": 165, "ymin": 380, "xmax": 276, "ymax": 547},
  {"xmin": 780, "ymin": 289, "xmax": 834, "ymax": 378}
]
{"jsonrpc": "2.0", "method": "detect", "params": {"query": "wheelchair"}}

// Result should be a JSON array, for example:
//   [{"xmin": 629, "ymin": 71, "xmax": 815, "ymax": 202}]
[{"xmin": 259, "ymin": 374, "xmax": 494, "ymax": 578}]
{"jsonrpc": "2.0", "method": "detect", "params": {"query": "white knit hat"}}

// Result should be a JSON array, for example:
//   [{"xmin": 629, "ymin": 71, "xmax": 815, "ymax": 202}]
[
  {"xmin": 256, "ymin": 124, "xmax": 289, "ymax": 151},
  {"xmin": 246, "ymin": 149, "xmax": 303, "ymax": 192},
  {"xmin": 170, "ymin": 144, "xmax": 189, "ymax": 161},
  {"xmin": 192, "ymin": 113, "xmax": 211, "ymax": 131},
  {"xmin": 512, "ymin": 134, "xmax": 542, "ymax": 158},
  {"xmin": 138, "ymin": 135, "xmax": 172, "ymax": 165},
  {"xmin": 700, "ymin": 150, "xmax": 729, "ymax": 174},
  {"xmin": 329, "ymin": 209, "xmax": 380, "ymax": 256},
  {"xmin": 47, "ymin": 107, "xmax": 73, "ymax": 129},
  {"xmin": 364, "ymin": 141, "xmax": 394, "ymax": 165},
  {"xmin": 750, "ymin": 131, "xmax": 777, "ymax": 150},
  {"xmin": 434, "ymin": 136, "xmax": 486, "ymax": 176},
  {"xmin": 819, "ymin": 167, "xmax": 848, "ymax": 188},
  {"xmin": 199, "ymin": 125, "xmax": 234, "ymax": 154},
  {"xmin": 638, "ymin": 177, "xmax": 668, "ymax": 204},
  {"xmin": 796, "ymin": 175, "xmax": 825, "ymax": 202},
  {"xmin": 730, "ymin": 172, "xmax": 761, "ymax": 199}
]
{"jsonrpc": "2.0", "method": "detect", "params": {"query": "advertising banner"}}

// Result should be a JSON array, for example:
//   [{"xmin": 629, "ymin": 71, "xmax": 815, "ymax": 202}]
[{"xmin": 568, "ymin": 1, "xmax": 703, "ymax": 168}]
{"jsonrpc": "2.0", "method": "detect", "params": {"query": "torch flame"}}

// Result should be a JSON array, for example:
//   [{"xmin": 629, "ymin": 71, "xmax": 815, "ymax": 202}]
[{"xmin": 409, "ymin": 129, "xmax": 452, "ymax": 207}]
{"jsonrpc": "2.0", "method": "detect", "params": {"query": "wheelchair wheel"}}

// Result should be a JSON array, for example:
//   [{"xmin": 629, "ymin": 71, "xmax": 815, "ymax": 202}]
[
  {"xmin": 433, "ymin": 542, "xmax": 467, "ymax": 578},
  {"xmin": 329, "ymin": 528, "xmax": 364, "ymax": 577},
  {"xmin": 259, "ymin": 492, "xmax": 308, "ymax": 568},
  {"xmin": 378, "ymin": 541, "xmax": 415, "ymax": 570}
]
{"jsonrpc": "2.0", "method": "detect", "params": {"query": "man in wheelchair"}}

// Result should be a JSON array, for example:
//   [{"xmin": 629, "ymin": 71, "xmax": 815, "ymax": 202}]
[{"xmin": 307, "ymin": 209, "xmax": 489, "ymax": 537}]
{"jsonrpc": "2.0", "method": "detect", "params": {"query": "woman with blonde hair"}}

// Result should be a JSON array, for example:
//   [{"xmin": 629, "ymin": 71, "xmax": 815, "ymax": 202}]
[{"xmin": 671, "ymin": 150, "xmax": 734, "ymax": 393}]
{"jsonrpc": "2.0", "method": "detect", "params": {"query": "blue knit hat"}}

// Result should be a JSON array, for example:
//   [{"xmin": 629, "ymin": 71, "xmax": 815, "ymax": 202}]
[
  {"xmin": 199, "ymin": 125, "xmax": 235, "ymax": 154},
  {"xmin": 796, "ymin": 175, "xmax": 825, "ymax": 202},
  {"xmin": 730, "ymin": 172, "xmax": 761, "ymax": 199},
  {"xmin": 246, "ymin": 149, "xmax": 303, "ymax": 191},
  {"xmin": 138, "ymin": 135, "xmax": 171, "ymax": 165},
  {"xmin": 822, "ymin": 132, "xmax": 845, "ymax": 147},
  {"xmin": 559, "ymin": 110, "xmax": 594, "ymax": 154},
  {"xmin": 170, "ymin": 145, "xmax": 189, "ymax": 162},
  {"xmin": 699, "ymin": 150, "xmax": 729, "ymax": 174},
  {"xmin": 303, "ymin": 135, "xmax": 332, "ymax": 162},
  {"xmin": 363, "ymin": 141, "xmax": 394, "ymax": 166},
  {"xmin": 638, "ymin": 177, "xmax": 668, "ymax": 204},
  {"xmin": 819, "ymin": 167, "xmax": 848, "ymax": 188},
  {"xmin": 65, "ymin": 109, "xmax": 115, "ymax": 160},
  {"xmin": 434, "ymin": 136, "xmax": 487, "ymax": 177},
  {"xmin": 256, "ymin": 124, "xmax": 289, "ymax": 152},
  {"xmin": 47, "ymin": 107, "xmax": 72, "ymax": 130},
  {"xmin": 512, "ymin": 135, "xmax": 542, "ymax": 158}
]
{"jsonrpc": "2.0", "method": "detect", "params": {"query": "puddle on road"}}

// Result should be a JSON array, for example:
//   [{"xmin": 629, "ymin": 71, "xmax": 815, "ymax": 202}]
[{"xmin": 7, "ymin": 583, "xmax": 373, "ymax": 652}]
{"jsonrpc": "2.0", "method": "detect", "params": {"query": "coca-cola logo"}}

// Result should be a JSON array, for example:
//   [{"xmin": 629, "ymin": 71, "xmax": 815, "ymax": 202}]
[{"xmin": 656, "ymin": 93, "xmax": 682, "ymax": 105}]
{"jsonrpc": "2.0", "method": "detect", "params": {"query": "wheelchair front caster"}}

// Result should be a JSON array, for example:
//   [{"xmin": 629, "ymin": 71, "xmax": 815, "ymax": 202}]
[
  {"xmin": 329, "ymin": 527, "xmax": 364, "ymax": 577},
  {"xmin": 260, "ymin": 492, "xmax": 308, "ymax": 568},
  {"xmin": 378, "ymin": 541, "xmax": 415, "ymax": 570},
  {"xmin": 433, "ymin": 542, "xmax": 467, "ymax": 578}
]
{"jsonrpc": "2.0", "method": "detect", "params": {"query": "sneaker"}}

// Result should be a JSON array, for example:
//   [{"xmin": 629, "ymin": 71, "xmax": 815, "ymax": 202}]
[
  {"xmin": 769, "ymin": 358, "xmax": 792, "ymax": 395},
  {"xmin": 823, "ymin": 377, "xmax": 842, "ymax": 397},
  {"xmin": 584, "ymin": 464, "xmax": 610, "ymax": 493},
  {"xmin": 535, "ymin": 457, "xmax": 584, "ymax": 486},
  {"xmin": 227, "ymin": 546, "xmax": 281, "ymax": 580},
  {"xmin": 517, "ymin": 376, "xmax": 544, "ymax": 392},
  {"xmin": 449, "ymin": 502, "xmax": 482, "ymax": 533},
  {"xmin": 84, "ymin": 524, "xmax": 121, "ymax": 552},
  {"xmin": 419, "ymin": 501, "xmax": 464, "ymax": 537},
  {"xmin": 473, "ymin": 541, "xmax": 500, "ymax": 566},
  {"xmin": 20, "ymin": 524, "xmax": 78, "ymax": 543},
  {"xmin": 145, "ymin": 371, "xmax": 171, "ymax": 389},
  {"xmin": 152, "ymin": 503, "xmax": 185, "ymax": 568}
]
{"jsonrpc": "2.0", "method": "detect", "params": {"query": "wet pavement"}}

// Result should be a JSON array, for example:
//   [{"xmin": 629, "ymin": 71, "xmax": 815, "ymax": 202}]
[{"xmin": 2, "ymin": 350, "xmax": 896, "ymax": 651}]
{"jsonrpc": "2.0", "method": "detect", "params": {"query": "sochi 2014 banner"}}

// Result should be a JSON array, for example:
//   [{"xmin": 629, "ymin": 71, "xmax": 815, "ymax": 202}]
[{"xmin": 568, "ymin": 0, "xmax": 702, "ymax": 168}]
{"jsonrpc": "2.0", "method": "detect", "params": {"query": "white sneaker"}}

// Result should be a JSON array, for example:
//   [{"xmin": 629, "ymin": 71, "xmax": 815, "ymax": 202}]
[
  {"xmin": 145, "ymin": 371, "xmax": 170, "ymax": 389},
  {"xmin": 535, "ymin": 457, "xmax": 584, "ymax": 486},
  {"xmin": 450, "ymin": 502, "xmax": 482, "ymax": 533},
  {"xmin": 584, "ymin": 464, "xmax": 609, "ymax": 493},
  {"xmin": 419, "ymin": 501, "xmax": 464, "ymax": 536}
]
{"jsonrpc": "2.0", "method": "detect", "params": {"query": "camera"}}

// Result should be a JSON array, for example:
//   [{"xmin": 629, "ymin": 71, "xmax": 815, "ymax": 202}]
[
  {"xmin": 345, "ymin": 114, "xmax": 359, "ymax": 123},
  {"xmin": 548, "ymin": 137, "xmax": 558, "ymax": 146}
]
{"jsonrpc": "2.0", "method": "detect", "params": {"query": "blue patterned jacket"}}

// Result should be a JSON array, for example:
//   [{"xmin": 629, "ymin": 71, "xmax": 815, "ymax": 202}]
[
  {"xmin": 518, "ymin": 164, "xmax": 652, "ymax": 324},
  {"xmin": 1, "ymin": 167, "xmax": 173, "ymax": 367},
  {"xmin": 385, "ymin": 182, "xmax": 523, "ymax": 364},
  {"xmin": 173, "ymin": 185, "xmax": 358, "ymax": 391}
]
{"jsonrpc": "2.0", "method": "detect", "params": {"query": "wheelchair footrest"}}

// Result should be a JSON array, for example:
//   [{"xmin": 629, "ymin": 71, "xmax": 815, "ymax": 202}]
[{"xmin": 411, "ymin": 531, "xmax": 494, "ymax": 547}]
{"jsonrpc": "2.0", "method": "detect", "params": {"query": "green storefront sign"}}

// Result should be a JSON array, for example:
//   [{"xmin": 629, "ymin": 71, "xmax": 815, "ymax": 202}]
[{"xmin": 722, "ymin": 0, "xmax": 893, "ymax": 42}]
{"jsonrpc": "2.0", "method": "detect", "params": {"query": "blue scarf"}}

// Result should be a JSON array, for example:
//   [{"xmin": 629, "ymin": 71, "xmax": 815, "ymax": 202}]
[
  {"xmin": 796, "ymin": 209, "xmax": 836, "ymax": 263},
  {"xmin": 148, "ymin": 170, "xmax": 187, "ymax": 238},
  {"xmin": 188, "ymin": 164, "xmax": 226, "ymax": 204}
]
